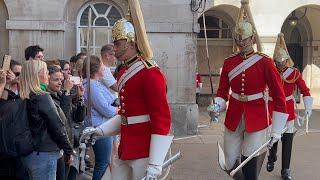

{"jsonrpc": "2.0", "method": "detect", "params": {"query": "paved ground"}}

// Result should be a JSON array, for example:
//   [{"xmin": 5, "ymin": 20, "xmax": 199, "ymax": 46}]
[{"xmin": 166, "ymin": 105, "xmax": 320, "ymax": 180}]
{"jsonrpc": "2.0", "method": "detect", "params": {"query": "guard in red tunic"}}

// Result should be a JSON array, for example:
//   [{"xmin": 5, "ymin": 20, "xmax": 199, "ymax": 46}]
[
  {"xmin": 81, "ymin": 0, "xmax": 172, "ymax": 179},
  {"xmin": 266, "ymin": 33, "xmax": 313, "ymax": 180},
  {"xmin": 196, "ymin": 72, "xmax": 202, "ymax": 104},
  {"xmin": 207, "ymin": 1, "xmax": 288, "ymax": 179}
]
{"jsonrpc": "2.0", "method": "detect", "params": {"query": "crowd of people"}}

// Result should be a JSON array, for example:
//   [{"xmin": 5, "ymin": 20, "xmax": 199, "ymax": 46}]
[{"xmin": 0, "ymin": 43, "xmax": 121, "ymax": 180}]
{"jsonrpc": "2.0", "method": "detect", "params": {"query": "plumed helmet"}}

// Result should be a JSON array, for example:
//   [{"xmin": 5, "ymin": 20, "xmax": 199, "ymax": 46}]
[
  {"xmin": 273, "ymin": 33, "xmax": 294, "ymax": 67},
  {"xmin": 233, "ymin": 0, "xmax": 262, "ymax": 52},
  {"xmin": 111, "ymin": 0, "xmax": 153, "ymax": 60}
]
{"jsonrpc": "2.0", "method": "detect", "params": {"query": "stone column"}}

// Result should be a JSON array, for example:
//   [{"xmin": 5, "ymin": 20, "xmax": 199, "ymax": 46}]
[{"xmin": 142, "ymin": 0, "xmax": 198, "ymax": 136}]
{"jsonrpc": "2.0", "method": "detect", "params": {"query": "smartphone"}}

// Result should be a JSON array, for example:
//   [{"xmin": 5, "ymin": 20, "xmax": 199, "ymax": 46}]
[
  {"xmin": 70, "ymin": 76, "xmax": 81, "ymax": 85},
  {"xmin": 1, "ymin": 55, "xmax": 11, "ymax": 71}
]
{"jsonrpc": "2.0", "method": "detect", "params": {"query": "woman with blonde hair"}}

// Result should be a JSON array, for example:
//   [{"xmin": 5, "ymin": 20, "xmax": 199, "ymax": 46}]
[{"xmin": 20, "ymin": 60, "xmax": 74, "ymax": 180}]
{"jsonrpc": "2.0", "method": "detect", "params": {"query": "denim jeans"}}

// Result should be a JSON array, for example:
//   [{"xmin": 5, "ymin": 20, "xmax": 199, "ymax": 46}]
[
  {"xmin": 92, "ymin": 137, "xmax": 112, "ymax": 180},
  {"xmin": 22, "ymin": 151, "xmax": 60, "ymax": 180}
]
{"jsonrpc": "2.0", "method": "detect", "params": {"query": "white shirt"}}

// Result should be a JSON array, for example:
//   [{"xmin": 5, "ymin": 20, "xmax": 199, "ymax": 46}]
[{"xmin": 101, "ymin": 65, "xmax": 117, "ymax": 88}]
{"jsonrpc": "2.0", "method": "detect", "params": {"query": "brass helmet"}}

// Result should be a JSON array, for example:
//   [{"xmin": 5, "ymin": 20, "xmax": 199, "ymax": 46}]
[
  {"xmin": 112, "ymin": 0, "xmax": 153, "ymax": 60},
  {"xmin": 273, "ymin": 33, "xmax": 294, "ymax": 67},
  {"xmin": 112, "ymin": 19, "xmax": 135, "ymax": 43},
  {"xmin": 233, "ymin": 0, "xmax": 262, "ymax": 52}
]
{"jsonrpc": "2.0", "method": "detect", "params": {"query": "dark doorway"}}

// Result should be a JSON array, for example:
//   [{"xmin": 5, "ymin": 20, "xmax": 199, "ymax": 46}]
[
  {"xmin": 287, "ymin": 43, "xmax": 303, "ymax": 71},
  {"xmin": 287, "ymin": 43, "xmax": 303, "ymax": 103}
]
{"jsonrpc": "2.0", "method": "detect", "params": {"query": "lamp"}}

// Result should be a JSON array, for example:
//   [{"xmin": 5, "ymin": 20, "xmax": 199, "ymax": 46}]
[{"xmin": 288, "ymin": 8, "xmax": 307, "ymax": 26}]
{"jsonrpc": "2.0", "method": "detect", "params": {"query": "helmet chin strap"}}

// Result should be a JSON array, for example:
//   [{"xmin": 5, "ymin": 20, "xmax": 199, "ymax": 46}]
[
  {"xmin": 238, "ymin": 37, "xmax": 255, "ymax": 54},
  {"xmin": 116, "ymin": 41, "xmax": 130, "ymax": 60},
  {"xmin": 276, "ymin": 61, "xmax": 287, "ymax": 71}
]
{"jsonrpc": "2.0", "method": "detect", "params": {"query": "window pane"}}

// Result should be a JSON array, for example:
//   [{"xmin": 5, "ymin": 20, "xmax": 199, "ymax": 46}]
[
  {"xmin": 207, "ymin": 30, "xmax": 219, "ymax": 38},
  {"xmin": 80, "ymin": 7, "xmax": 96, "ymax": 26},
  {"xmin": 107, "ymin": 7, "xmax": 122, "ymax": 26},
  {"xmin": 222, "ymin": 29, "xmax": 228, "ymax": 38},
  {"xmin": 95, "ymin": 28, "xmax": 112, "ymax": 47},
  {"xmin": 206, "ymin": 16, "xmax": 220, "ymax": 28},
  {"xmin": 198, "ymin": 16, "xmax": 219, "ymax": 28},
  {"xmin": 222, "ymin": 29, "xmax": 232, "ymax": 39},
  {"xmin": 95, "ymin": 48, "xmax": 101, "ymax": 57},
  {"xmin": 94, "ymin": 17, "xmax": 109, "ymax": 26},
  {"xmin": 198, "ymin": 30, "xmax": 219, "ymax": 38},
  {"xmin": 94, "ymin": 3, "xmax": 110, "ymax": 14},
  {"xmin": 198, "ymin": 30, "xmax": 205, "ymax": 38},
  {"xmin": 80, "ymin": 28, "xmax": 94, "ymax": 46},
  {"xmin": 222, "ymin": 21, "xmax": 229, "ymax": 28}
]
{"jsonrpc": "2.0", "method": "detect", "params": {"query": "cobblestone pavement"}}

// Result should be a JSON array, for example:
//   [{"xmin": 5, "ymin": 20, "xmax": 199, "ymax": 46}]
[{"xmin": 166, "ymin": 105, "xmax": 320, "ymax": 180}]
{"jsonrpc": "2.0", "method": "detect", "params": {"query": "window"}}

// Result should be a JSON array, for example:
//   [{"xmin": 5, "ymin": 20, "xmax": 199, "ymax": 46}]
[
  {"xmin": 198, "ymin": 15, "xmax": 232, "ymax": 39},
  {"xmin": 77, "ymin": 2, "xmax": 122, "ymax": 55}
]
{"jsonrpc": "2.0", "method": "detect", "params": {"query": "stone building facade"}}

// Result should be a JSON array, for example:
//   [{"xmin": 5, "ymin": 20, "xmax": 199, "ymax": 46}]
[{"xmin": 1, "ymin": 0, "xmax": 320, "ymax": 136}]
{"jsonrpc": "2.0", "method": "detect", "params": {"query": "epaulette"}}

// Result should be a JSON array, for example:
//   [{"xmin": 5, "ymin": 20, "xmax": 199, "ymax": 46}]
[
  {"xmin": 256, "ymin": 52, "xmax": 270, "ymax": 58},
  {"xmin": 141, "ymin": 59, "xmax": 156, "ymax": 69},
  {"xmin": 225, "ymin": 52, "xmax": 239, "ymax": 60}
]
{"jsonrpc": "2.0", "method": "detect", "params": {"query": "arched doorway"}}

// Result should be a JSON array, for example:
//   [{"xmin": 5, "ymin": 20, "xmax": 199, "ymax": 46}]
[
  {"xmin": 196, "ymin": 5, "xmax": 239, "ymax": 105},
  {"xmin": 0, "ymin": 0, "xmax": 8, "ymax": 60},
  {"xmin": 281, "ymin": 5, "xmax": 320, "ymax": 105}
]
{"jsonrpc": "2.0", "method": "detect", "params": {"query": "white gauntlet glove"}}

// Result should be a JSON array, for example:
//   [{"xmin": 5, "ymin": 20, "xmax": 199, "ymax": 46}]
[
  {"xmin": 268, "ymin": 111, "xmax": 289, "ymax": 149},
  {"xmin": 267, "ymin": 137, "xmax": 281, "ymax": 149},
  {"xmin": 146, "ymin": 164, "xmax": 162, "ymax": 180},
  {"xmin": 81, "ymin": 127, "xmax": 103, "ymax": 139},
  {"xmin": 207, "ymin": 97, "xmax": 226, "ymax": 122},
  {"xmin": 146, "ymin": 135, "xmax": 173, "ymax": 180},
  {"xmin": 303, "ymin": 96, "xmax": 313, "ymax": 118}
]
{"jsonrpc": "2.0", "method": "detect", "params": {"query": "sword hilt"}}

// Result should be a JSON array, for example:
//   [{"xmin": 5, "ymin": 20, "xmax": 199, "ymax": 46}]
[
  {"xmin": 141, "ymin": 151, "xmax": 182, "ymax": 180},
  {"xmin": 208, "ymin": 102, "xmax": 220, "ymax": 123}
]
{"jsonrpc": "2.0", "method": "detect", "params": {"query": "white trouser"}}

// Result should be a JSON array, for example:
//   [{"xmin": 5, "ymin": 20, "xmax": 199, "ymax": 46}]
[
  {"xmin": 224, "ymin": 117, "xmax": 267, "ymax": 170},
  {"xmin": 285, "ymin": 120, "xmax": 295, "ymax": 133},
  {"xmin": 110, "ymin": 157, "xmax": 149, "ymax": 180}
]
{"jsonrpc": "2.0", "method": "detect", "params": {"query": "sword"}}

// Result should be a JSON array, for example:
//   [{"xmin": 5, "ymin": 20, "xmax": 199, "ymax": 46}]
[
  {"xmin": 202, "ymin": 12, "xmax": 219, "ymax": 123},
  {"xmin": 306, "ymin": 113, "xmax": 309, "ymax": 135},
  {"xmin": 86, "ymin": 8, "xmax": 92, "ymax": 125},
  {"xmin": 229, "ymin": 127, "xmax": 287, "ymax": 177},
  {"xmin": 141, "ymin": 151, "xmax": 182, "ymax": 180},
  {"xmin": 230, "ymin": 140, "xmax": 271, "ymax": 177}
]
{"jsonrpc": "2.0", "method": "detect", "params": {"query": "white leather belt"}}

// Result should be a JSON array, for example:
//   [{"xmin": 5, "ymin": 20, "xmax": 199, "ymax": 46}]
[
  {"xmin": 231, "ymin": 92, "xmax": 264, "ymax": 102},
  {"xmin": 269, "ymin": 95, "xmax": 294, "ymax": 101},
  {"xmin": 121, "ymin": 114, "xmax": 150, "ymax": 125}
]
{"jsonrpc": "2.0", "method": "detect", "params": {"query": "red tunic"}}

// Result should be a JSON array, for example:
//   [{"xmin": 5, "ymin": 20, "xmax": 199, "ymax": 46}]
[
  {"xmin": 196, "ymin": 72, "xmax": 202, "ymax": 88},
  {"xmin": 216, "ymin": 52, "xmax": 287, "ymax": 133},
  {"xmin": 269, "ymin": 67, "xmax": 310, "ymax": 121},
  {"xmin": 116, "ymin": 57, "xmax": 171, "ymax": 160}
]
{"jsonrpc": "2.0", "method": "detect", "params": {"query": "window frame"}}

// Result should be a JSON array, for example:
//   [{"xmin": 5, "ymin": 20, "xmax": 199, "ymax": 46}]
[
  {"xmin": 198, "ymin": 15, "xmax": 232, "ymax": 39},
  {"xmin": 76, "ymin": 1, "xmax": 123, "ymax": 55}
]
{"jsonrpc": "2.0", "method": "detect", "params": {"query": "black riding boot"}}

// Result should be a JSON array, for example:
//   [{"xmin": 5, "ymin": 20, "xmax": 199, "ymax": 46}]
[
  {"xmin": 267, "ymin": 141, "xmax": 278, "ymax": 172},
  {"xmin": 226, "ymin": 159, "xmax": 244, "ymax": 180},
  {"xmin": 281, "ymin": 133, "xmax": 294, "ymax": 180},
  {"xmin": 241, "ymin": 151, "xmax": 266, "ymax": 180}
]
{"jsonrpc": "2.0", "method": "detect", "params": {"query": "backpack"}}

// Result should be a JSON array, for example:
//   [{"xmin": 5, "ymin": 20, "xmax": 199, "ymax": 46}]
[{"xmin": 0, "ymin": 98, "xmax": 34, "ymax": 157}]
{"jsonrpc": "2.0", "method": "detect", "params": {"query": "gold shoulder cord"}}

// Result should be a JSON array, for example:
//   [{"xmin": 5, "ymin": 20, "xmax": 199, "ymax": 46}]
[
  {"xmin": 141, "ymin": 59, "xmax": 155, "ymax": 69},
  {"xmin": 282, "ymin": 69, "xmax": 300, "ymax": 84}
]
